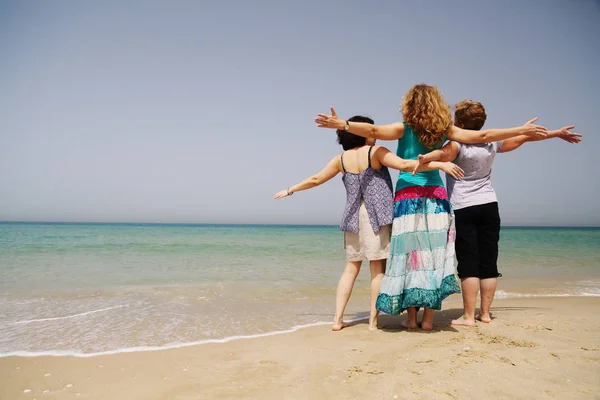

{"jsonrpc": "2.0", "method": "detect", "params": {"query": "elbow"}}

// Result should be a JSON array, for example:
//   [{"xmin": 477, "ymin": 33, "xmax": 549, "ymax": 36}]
[
  {"xmin": 476, "ymin": 132, "xmax": 489, "ymax": 143},
  {"xmin": 371, "ymin": 126, "xmax": 380, "ymax": 139},
  {"xmin": 309, "ymin": 176, "xmax": 322, "ymax": 186}
]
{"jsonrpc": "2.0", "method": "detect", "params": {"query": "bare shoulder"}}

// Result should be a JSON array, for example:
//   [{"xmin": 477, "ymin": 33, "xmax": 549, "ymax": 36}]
[
  {"xmin": 372, "ymin": 145, "xmax": 391, "ymax": 155},
  {"xmin": 329, "ymin": 153, "xmax": 343, "ymax": 170}
]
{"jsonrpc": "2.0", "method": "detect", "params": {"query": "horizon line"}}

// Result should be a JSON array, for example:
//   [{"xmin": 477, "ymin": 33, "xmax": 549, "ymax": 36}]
[{"xmin": 1, "ymin": 221, "xmax": 599, "ymax": 229}]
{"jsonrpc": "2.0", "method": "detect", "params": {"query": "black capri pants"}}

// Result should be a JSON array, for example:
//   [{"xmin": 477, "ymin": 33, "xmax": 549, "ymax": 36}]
[{"xmin": 454, "ymin": 201, "xmax": 501, "ymax": 279}]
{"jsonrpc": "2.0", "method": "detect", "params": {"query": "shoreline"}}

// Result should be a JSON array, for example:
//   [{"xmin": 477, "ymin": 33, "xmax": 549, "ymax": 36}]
[
  {"xmin": 2, "ymin": 293, "xmax": 599, "ymax": 359},
  {"xmin": 2, "ymin": 297, "xmax": 599, "ymax": 399}
]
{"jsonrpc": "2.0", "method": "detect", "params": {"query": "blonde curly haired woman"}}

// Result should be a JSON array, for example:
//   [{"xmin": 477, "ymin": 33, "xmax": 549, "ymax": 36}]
[{"xmin": 315, "ymin": 84, "xmax": 547, "ymax": 330}]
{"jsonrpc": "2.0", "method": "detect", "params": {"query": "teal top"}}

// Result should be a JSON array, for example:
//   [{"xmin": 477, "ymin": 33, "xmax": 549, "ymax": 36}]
[{"xmin": 395, "ymin": 123, "xmax": 446, "ymax": 191}]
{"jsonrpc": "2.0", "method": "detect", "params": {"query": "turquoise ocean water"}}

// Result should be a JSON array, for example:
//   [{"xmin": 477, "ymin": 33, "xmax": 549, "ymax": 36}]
[{"xmin": 1, "ymin": 222, "xmax": 599, "ymax": 356}]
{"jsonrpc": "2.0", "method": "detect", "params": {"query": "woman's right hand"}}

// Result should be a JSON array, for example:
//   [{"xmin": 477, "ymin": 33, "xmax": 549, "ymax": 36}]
[
  {"xmin": 521, "ymin": 117, "xmax": 548, "ymax": 137},
  {"xmin": 440, "ymin": 162, "xmax": 464, "ymax": 180}
]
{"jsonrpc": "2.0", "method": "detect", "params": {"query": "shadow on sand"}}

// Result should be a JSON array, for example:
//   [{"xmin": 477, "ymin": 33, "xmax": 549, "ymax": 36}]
[{"xmin": 347, "ymin": 304, "xmax": 550, "ymax": 333}]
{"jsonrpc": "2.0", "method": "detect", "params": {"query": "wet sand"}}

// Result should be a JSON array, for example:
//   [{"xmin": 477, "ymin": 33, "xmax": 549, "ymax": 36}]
[{"xmin": 1, "ymin": 297, "xmax": 599, "ymax": 399}]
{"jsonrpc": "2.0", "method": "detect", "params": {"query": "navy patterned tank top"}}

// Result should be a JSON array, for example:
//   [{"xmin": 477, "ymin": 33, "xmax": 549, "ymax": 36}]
[{"xmin": 339, "ymin": 146, "xmax": 394, "ymax": 233}]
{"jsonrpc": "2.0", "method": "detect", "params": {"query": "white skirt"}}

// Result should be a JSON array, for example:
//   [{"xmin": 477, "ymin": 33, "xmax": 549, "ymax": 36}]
[{"xmin": 344, "ymin": 202, "xmax": 391, "ymax": 262}]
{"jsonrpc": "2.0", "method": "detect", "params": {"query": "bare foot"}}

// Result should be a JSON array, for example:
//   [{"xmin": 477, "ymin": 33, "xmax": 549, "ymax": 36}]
[
  {"xmin": 421, "ymin": 321, "xmax": 434, "ymax": 331},
  {"xmin": 368, "ymin": 316, "xmax": 378, "ymax": 331},
  {"xmin": 476, "ymin": 314, "xmax": 492, "ymax": 323},
  {"xmin": 451, "ymin": 316, "xmax": 476, "ymax": 326},
  {"xmin": 332, "ymin": 322, "xmax": 349, "ymax": 331},
  {"xmin": 401, "ymin": 320, "xmax": 418, "ymax": 329},
  {"xmin": 421, "ymin": 308, "xmax": 435, "ymax": 331}
]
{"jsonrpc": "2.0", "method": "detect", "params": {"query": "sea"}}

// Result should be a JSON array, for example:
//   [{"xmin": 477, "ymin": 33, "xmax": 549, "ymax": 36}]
[{"xmin": 1, "ymin": 222, "xmax": 599, "ymax": 357}]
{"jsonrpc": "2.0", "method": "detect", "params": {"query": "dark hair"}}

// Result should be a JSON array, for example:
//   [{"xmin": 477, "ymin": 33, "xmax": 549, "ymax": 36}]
[{"xmin": 336, "ymin": 115, "xmax": 374, "ymax": 150}]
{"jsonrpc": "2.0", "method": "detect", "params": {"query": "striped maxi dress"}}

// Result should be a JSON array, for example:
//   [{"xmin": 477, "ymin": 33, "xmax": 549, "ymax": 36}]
[{"xmin": 375, "ymin": 124, "xmax": 461, "ymax": 315}]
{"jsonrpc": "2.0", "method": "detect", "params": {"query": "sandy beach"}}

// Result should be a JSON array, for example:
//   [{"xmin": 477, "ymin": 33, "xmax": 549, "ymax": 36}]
[{"xmin": 1, "ymin": 297, "xmax": 599, "ymax": 400}]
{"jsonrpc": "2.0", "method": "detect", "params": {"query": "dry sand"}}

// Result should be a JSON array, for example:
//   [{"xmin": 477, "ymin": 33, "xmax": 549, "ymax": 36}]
[{"xmin": 1, "ymin": 297, "xmax": 599, "ymax": 400}]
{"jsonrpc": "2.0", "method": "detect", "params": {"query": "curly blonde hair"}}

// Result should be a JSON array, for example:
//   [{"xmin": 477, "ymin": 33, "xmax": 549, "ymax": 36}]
[{"xmin": 401, "ymin": 84, "xmax": 452, "ymax": 149}]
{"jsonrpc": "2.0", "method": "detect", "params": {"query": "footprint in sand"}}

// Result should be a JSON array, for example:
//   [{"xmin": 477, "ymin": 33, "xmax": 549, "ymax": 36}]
[
  {"xmin": 500, "ymin": 357, "xmax": 516, "ymax": 366},
  {"xmin": 366, "ymin": 370, "xmax": 384, "ymax": 375},
  {"xmin": 476, "ymin": 331, "xmax": 537, "ymax": 348}
]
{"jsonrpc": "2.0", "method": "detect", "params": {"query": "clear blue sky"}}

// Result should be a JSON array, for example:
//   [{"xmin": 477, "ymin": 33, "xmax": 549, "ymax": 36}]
[{"xmin": 0, "ymin": 0, "xmax": 598, "ymax": 226}]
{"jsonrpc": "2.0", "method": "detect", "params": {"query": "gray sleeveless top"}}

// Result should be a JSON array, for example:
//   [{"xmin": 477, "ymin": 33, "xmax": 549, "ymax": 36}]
[{"xmin": 339, "ymin": 146, "xmax": 394, "ymax": 233}]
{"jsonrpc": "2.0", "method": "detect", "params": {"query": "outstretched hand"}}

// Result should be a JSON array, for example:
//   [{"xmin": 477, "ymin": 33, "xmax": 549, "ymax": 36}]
[
  {"xmin": 522, "ymin": 117, "xmax": 548, "ymax": 137},
  {"xmin": 556, "ymin": 125, "xmax": 582, "ymax": 144},
  {"xmin": 273, "ymin": 189, "xmax": 290, "ymax": 200},
  {"xmin": 315, "ymin": 107, "xmax": 342, "ymax": 129}
]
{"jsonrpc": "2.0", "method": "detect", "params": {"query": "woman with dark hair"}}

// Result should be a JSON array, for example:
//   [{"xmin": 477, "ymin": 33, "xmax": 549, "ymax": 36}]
[{"xmin": 274, "ymin": 115, "xmax": 464, "ymax": 331}]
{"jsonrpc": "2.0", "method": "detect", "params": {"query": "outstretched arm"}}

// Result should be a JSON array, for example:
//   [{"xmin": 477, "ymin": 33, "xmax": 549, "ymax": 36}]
[
  {"xmin": 499, "ymin": 136, "xmax": 531, "ymax": 153},
  {"xmin": 448, "ymin": 117, "xmax": 548, "ymax": 144},
  {"xmin": 314, "ymin": 107, "xmax": 405, "ymax": 140},
  {"xmin": 500, "ymin": 125, "xmax": 581, "ymax": 153},
  {"xmin": 274, "ymin": 155, "xmax": 342, "ymax": 199},
  {"xmin": 374, "ymin": 146, "xmax": 464, "ymax": 180}
]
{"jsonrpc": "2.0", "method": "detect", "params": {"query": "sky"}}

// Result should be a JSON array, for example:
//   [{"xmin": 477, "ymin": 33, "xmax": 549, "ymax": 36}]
[{"xmin": 0, "ymin": 0, "xmax": 599, "ymax": 226}]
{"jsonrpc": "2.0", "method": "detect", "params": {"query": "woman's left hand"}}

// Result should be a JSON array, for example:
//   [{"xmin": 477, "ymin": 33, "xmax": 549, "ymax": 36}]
[
  {"xmin": 274, "ymin": 189, "xmax": 290, "ymax": 200},
  {"xmin": 315, "ymin": 107, "xmax": 344, "ymax": 129}
]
